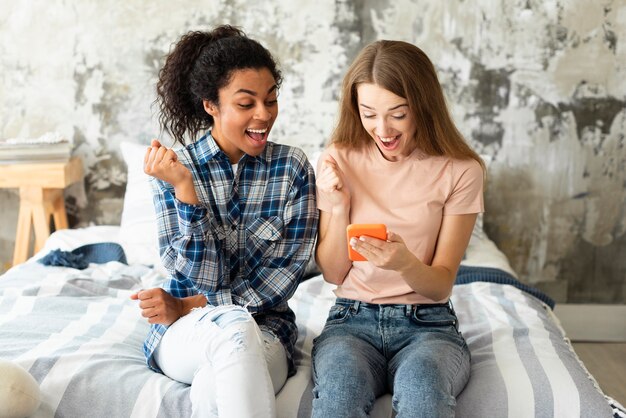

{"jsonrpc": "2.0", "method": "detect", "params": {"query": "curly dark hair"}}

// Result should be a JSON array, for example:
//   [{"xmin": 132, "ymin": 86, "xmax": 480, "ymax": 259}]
[{"xmin": 156, "ymin": 25, "xmax": 283, "ymax": 145}]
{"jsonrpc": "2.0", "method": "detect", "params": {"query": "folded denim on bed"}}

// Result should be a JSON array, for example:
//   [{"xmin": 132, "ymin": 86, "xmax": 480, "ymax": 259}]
[{"xmin": 38, "ymin": 242, "xmax": 128, "ymax": 269}]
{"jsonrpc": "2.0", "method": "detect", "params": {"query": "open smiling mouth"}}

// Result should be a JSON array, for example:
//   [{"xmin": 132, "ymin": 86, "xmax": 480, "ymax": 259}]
[
  {"xmin": 378, "ymin": 135, "xmax": 400, "ymax": 150},
  {"xmin": 246, "ymin": 127, "xmax": 268, "ymax": 144}
]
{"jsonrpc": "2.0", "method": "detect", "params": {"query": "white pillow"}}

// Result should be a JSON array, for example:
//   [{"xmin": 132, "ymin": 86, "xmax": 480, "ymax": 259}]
[
  {"xmin": 0, "ymin": 360, "xmax": 41, "ymax": 418},
  {"xmin": 461, "ymin": 153, "xmax": 517, "ymax": 276},
  {"xmin": 119, "ymin": 142, "xmax": 160, "ymax": 267}
]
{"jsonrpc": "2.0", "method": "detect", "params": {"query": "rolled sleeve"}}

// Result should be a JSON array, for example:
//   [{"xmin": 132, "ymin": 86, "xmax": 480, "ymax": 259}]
[{"xmin": 174, "ymin": 199, "xmax": 211, "ymax": 236}]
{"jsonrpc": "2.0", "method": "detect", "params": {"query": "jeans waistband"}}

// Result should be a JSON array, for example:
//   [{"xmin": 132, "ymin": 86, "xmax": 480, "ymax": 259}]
[{"xmin": 335, "ymin": 297, "xmax": 454, "ymax": 316}]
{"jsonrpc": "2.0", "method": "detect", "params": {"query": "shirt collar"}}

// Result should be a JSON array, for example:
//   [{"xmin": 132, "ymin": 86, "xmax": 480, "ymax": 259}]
[
  {"xmin": 195, "ymin": 131, "xmax": 224, "ymax": 164},
  {"xmin": 196, "ymin": 131, "xmax": 269, "ymax": 166}
]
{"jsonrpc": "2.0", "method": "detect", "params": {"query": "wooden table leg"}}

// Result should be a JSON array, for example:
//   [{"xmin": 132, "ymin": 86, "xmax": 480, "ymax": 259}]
[
  {"xmin": 21, "ymin": 187, "xmax": 50, "ymax": 255},
  {"xmin": 2, "ymin": 158, "xmax": 83, "ymax": 267},
  {"xmin": 48, "ymin": 189, "xmax": 69, "ymax": 230},
  {"xmin": 12, "ymin": 187, "xmax": 69, "ymax": 264}
]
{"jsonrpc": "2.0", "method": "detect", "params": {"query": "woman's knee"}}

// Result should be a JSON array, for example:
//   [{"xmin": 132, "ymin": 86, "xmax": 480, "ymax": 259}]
[
  {"xmin": 199, "ymin": 305, "xmax": 254, "ymax": 329},
  {"xmin": 194, "ymin": 305, "xmax": 264, "ymax": 357},
  {"xmin": 391, "ymin": 353, "xmax": 465, "ymax": 417},
  {"xmin": 392, "ymin": 386, "xmax": 456, "ymax": 418},
  {"xmin": 220, "ymin": 317, "xmax": 263, "ymax": 354},
  {"xmin": 312, "ymin": 383, "xmax": 376, "ymax": 418}
]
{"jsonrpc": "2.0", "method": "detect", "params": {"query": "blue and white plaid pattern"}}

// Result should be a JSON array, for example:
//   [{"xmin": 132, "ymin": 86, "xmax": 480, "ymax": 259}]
[{"xmin": 143, "ymin": 132, "xmax": 318, "ymax": 374}]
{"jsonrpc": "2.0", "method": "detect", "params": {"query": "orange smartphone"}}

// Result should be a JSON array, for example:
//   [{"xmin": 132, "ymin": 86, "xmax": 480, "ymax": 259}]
[{"xmin": 346, "ymin": 224, "xmax": 387, "ymax": 261}]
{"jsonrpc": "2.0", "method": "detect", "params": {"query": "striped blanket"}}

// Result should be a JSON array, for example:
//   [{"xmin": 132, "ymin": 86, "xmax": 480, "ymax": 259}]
[
  {"xmin": 290, "ymin": 270, "xmax": 617, "ymax": 418},
  {"xmin": 0, "ymin": 260, "xmax": 619, "ymax": 417}
]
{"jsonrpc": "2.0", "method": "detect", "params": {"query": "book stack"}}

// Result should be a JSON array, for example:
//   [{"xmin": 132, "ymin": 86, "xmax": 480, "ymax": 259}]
[{"xmin": 0, "ymin": 132, "xmax": 73, "ymax": 164}]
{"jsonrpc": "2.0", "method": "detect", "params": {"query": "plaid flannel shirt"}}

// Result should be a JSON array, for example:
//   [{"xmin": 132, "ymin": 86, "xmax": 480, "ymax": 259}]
[{"xmin": 143, "ymin": 132, "xmax": 318, "ymax": 375}]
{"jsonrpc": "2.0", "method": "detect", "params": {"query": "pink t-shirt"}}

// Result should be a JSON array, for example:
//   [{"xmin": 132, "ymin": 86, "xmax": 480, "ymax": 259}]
[{"xmin": 317, "ymin": 142, "xmax": 484, "ymax": 304}]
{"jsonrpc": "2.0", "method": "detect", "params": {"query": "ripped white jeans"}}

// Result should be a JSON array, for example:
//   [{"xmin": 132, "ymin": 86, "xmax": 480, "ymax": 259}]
[{"xmin": 154, "ymin": 304, "xmax": 288, "ymax": 418}]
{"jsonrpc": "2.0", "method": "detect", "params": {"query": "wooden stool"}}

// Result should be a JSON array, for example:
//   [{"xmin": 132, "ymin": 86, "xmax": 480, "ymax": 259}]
[{"xmin": 0, "ymin": 157, "xmax": 83, "ymax": 265}]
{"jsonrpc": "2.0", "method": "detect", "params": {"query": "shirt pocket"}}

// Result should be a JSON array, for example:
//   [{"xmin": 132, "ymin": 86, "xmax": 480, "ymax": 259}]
[{"xmin": 245, "ymin": 216, "xmax": 284, "ymax": 265}]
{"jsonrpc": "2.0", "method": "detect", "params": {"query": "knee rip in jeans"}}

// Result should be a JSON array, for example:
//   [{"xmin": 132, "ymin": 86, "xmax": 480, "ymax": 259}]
[
  {"xmin": 229, "ymin": 330, "xmax": 248, "ymax": 353},
  {"xmin": 195, "ymin": 306, "xmax": 256, "ymax": 353},
  {"xmin": 195, "ymin": 306, "xmax": 251, "ymax": 328},
  {"xmin": 223, "ymin": 320, "xmax": 260, "ymax": 354}
]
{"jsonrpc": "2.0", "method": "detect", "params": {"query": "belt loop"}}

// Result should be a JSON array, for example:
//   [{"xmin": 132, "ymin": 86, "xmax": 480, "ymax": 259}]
[
  {"xmin": 405, "ymin": 304, "xmax": 413, "ymax": 317},
  {"xmin": 352, "ymin": 300, "xmax": 360, "ymax": 313}
]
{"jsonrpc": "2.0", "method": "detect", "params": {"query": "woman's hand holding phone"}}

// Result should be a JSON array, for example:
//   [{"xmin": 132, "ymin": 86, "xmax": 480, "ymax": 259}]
[
  {"xmin": 346, "ymin": 224, "xmax": 387, "ymax": 261},
  {"xmin": 348, "ymin": 225, "xmax": 419, "ymax": 272}
]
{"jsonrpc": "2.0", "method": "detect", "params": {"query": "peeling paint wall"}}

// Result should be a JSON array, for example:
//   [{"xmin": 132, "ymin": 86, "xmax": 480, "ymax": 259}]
[{"xmin": 1, "ymin": 0, "xmax": 624, "ymax": 303}]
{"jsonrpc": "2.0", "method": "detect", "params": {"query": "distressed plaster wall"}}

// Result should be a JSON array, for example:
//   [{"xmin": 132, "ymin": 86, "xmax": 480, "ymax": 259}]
[{"xmin": 1, "ymin": 0, "xmax": 624, "ymax": 303}]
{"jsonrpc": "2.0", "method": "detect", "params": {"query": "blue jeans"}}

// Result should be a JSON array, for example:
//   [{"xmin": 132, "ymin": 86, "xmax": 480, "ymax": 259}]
[{"xmin": 311, "ymin": 298, "xmax": 470, "ymax": 418}]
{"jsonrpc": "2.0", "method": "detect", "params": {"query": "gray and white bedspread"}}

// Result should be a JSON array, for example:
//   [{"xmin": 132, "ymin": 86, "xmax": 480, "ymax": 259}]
[{"xmin": 0, "ymin": 261, "xmax": 620, "ymax": 417}]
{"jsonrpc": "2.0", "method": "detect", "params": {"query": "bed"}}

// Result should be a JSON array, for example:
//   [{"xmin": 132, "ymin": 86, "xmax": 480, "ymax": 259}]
[{"xmin": 1, "ymin": 142, "xmax": 624, "ymax": 418}]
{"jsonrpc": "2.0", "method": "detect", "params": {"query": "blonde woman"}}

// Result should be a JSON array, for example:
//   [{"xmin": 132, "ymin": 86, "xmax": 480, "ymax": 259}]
[{"xmin": 312, "ymin": 40, "xmax": 484, "ymax": 418}]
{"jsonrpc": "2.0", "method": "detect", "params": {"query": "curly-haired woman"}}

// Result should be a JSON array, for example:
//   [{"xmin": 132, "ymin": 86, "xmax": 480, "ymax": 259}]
[{"xmin": 130, "ymin": 25, "xmax": 318, "ymax": 418}]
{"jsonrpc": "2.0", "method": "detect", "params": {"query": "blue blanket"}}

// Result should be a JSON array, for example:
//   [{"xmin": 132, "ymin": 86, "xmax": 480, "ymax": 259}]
[{"xmin": 456, "ymin": 265, "xmax": 555, "ymax": 309}]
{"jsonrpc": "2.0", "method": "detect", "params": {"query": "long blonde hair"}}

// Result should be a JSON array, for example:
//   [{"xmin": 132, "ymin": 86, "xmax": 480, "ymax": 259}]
[{"xmin": 332, "ymin": 40, "xmax": 484, "ymax": 168}]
